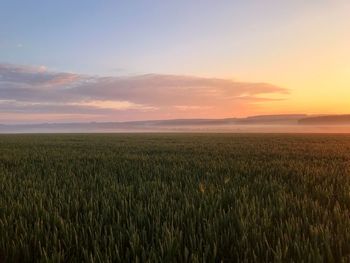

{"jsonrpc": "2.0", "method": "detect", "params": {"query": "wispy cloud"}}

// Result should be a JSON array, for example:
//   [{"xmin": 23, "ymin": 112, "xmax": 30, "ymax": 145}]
[{"xmin": 0, "ymin": 63, "xmax": 289, "ymax": 123}]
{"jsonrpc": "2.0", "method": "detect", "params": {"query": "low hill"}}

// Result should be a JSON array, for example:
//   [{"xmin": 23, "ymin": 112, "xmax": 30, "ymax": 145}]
[
  {"xmin": 236, "ymin": 114, "xmax": 307, "ymax": 124},
  {"xmin": 299, "ymin": 115, "xmax": 350, "ymax": 125}
]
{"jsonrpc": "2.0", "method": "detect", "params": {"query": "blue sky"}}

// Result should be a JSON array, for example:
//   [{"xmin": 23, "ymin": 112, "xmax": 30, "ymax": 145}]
[{"xmin": 0, "ymin": 0, "xmax": 323, "ymax": 76}]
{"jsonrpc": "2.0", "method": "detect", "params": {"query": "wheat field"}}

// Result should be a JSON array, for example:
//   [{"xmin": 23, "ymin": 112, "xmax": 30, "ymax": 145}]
[{"xmin": 1, "ymin": 134, "xmax": 350, "ymax": 262}]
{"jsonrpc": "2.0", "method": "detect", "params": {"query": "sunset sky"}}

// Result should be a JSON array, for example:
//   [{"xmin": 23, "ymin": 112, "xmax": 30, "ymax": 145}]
[{"xmin": 1, "ymin": 0, "xmax": 349, "ymax": 123}]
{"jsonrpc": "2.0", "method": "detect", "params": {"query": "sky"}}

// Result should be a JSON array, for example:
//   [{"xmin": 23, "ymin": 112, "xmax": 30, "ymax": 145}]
[{"xmin": 0, "ymin": 0, "xmax": 349, "ymax": 123}]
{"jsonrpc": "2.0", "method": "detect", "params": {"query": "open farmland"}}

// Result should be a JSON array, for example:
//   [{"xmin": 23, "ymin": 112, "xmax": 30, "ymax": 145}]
[{"xmin": 1, "ymin": 134, "xmax": 350, "ymax": 262}]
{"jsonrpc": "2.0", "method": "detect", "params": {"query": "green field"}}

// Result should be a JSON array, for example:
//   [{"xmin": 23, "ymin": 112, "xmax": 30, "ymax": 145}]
[{"xmin": 1, "ymin": 134, "xmax": 350, "ymax": 262}]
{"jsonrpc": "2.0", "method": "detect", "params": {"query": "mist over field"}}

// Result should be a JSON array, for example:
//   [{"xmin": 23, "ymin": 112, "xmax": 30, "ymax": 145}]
[
  {"xmin": 2, "ymin": 114, "xmax": 350, "ymax": 133},
  {"xmin": 3, "ymin": 124, "xmax": 350, "ymax": 134}
]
